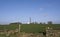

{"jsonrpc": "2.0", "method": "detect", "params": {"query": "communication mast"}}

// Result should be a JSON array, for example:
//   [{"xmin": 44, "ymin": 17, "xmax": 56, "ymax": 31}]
[{"xmin": 30, "ymin": 17, "xmax": 31, "ymax": 24}]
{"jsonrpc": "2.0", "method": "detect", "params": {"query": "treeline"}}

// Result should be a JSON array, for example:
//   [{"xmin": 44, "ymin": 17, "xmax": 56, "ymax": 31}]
[{"xmin": 9, "ymin": 21, "xmax": 53, "ymax": 25}]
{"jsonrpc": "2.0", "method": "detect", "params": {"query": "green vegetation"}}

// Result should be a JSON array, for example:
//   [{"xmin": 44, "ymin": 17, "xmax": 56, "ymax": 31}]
[
  {"xmin": 0, "ymin": 24, "xmax": 60, "ymax": 37},
  {"xmin": 0, "ymin": 24, "xmax": 60, "ymax": 33}
]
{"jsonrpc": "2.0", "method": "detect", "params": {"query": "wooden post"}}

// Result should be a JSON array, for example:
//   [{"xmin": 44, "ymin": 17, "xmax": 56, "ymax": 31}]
[{"xmin": 19, "ymin": 24, "xmax": 21, "ymax": 33}]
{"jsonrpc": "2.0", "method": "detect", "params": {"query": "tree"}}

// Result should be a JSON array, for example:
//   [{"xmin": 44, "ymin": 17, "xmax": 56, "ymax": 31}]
[
  {"xmin": 48, "ymin": 21, "xmax": 52, "ymax": 24},
  {"xmin": 10, "ymin": 22, "xmax": 22, "ymax": 25}
]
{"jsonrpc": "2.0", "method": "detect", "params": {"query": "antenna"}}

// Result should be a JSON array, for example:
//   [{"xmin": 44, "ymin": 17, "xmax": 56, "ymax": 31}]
[{"xmin": 30, "ymin": 17, "xmax": 31, "ymax": 24}]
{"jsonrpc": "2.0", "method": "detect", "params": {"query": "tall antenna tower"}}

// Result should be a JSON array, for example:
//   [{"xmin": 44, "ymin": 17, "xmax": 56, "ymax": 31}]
[{"xmin": 30, "ymin": 17, "xmax": 31, "ymax": 24}]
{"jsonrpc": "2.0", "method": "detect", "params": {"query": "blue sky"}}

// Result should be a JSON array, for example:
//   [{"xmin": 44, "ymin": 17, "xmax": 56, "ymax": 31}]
[{"xmin": 0, "ymin": 0, "xmax": 60, "ymax": 24}]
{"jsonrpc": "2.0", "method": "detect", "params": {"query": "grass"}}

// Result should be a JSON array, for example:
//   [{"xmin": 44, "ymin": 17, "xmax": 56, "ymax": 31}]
[
  {"xmin": 0, "ymin": 24, "xmax": 60, "ymax": 37},
  {"xmin": 0, "ymin": 24, "xmax": 60, "ymax": 33}
]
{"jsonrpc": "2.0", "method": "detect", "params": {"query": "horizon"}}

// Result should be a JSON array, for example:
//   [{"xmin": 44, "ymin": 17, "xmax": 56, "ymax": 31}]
[{"xmin": 0, "ymin": 0, "xmax": 60, "ymax": 24}]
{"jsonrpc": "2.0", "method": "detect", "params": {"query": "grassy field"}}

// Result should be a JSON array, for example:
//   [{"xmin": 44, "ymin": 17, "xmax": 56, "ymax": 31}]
[
  {"xmin": 21, "ymin": 24, "xmax": 60, "ymax": 33},
  {"xmin": 0, "ymin": 24, "xmax": 60, "ymax": 37},
  {"xmin": 0, "ymin": 24, "xmax": 60, "ymax": 33}
]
